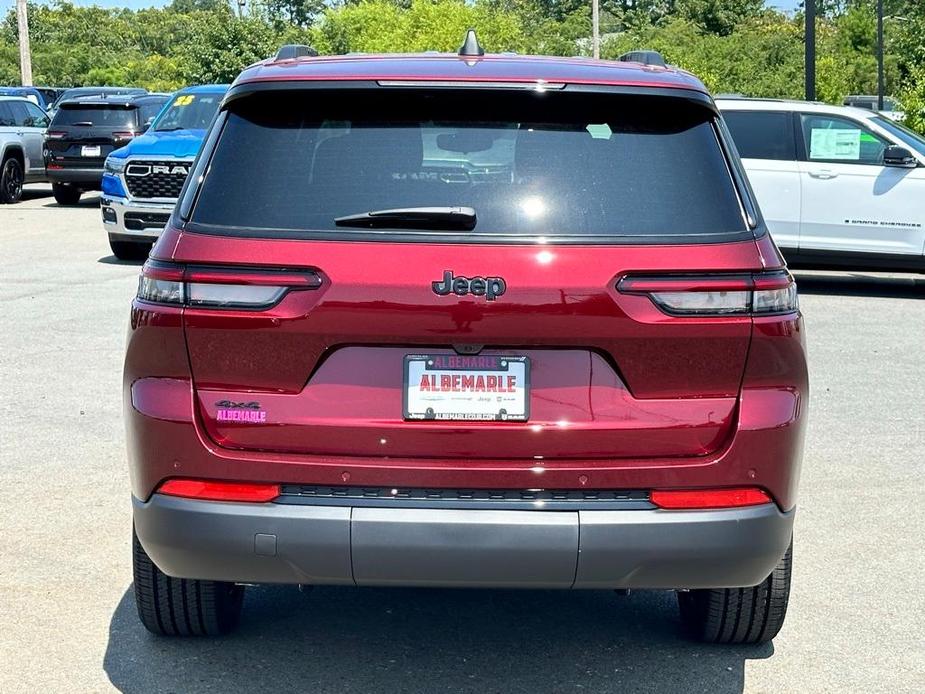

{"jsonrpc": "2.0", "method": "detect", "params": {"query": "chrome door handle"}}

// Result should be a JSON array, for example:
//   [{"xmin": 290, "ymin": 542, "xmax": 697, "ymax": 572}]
[{"xmin": 808, "ymin": 169, "xmax": 838, "ymax": 180}]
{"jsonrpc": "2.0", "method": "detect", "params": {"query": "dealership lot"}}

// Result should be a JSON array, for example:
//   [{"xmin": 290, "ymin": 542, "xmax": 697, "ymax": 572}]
[{"xmin": 0, "ymin": 186, "xmax": 923, "ymax": 693}]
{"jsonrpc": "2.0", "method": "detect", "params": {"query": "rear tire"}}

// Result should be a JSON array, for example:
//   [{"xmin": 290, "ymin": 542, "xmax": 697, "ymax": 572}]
[
  {"xmin": 109, "ymin": 238, "xmax": 151, "ymax": 261},
  {"xmin": 132, "ymin": 528, "xmax": 245, "ymax": 636},
  {"xmin": 678, "ymin": 539, "xmax": 792, "ymax": 644},
  {"xmin": 52, "ymin": 182, "xmax": 81, "ymax": 205},
  {"xmin": 1, "ymin": 156, "xmax": 24, "ymax": 203}
]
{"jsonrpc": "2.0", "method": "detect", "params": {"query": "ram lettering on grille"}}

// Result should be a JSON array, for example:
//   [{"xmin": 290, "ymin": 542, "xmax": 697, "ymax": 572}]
[{"xmin": 124, "ymin": 160, "xmax": 192, "ymax": 200}]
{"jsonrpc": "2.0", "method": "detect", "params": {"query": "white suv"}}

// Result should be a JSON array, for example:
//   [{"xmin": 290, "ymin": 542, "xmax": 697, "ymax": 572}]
[{"xmin": 718, "ymin": 98, "xmax": 925, "ymax": 272}]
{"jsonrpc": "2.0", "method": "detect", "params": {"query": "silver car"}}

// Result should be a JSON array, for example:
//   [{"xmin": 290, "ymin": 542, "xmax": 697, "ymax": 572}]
[{"xmin": 0, "ymin": 96, "xmax": 49, "ymax": 203}]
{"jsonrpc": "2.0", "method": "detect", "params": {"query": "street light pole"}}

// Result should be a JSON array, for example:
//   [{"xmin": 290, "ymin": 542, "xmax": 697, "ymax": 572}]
[
  {"xmin": 592, "ymin": 0, "xmax": 600, "ymax": 60},
  {"xmin": 805, "ymin": 0, "xmax": 815, "ymax": 101},
  {"xmin": 877, "ymin": 0, "xmax": 884, "ymax": 111},
  {"xmin": 16, "ymin": 0, "xmax": 33, "ymax": 86}
]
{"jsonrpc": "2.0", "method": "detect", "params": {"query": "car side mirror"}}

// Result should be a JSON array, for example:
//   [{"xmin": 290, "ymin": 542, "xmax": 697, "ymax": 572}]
[
  {"xmin": 143, "ymin": 116, "xmax": 155, "ymax": 132},
  {"xmin": 883, "ymin": 145, "xmax": 917, "ymax": 168}
]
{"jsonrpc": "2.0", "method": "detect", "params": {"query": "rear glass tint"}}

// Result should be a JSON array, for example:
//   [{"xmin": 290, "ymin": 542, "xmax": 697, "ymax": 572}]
[
  {"xmin": 53, "ymin": 105, "xmax": 136, "ymax": 128},
  {"xmin": 191, "ymin": 89, "xmax": 746, "ymax": 240}
]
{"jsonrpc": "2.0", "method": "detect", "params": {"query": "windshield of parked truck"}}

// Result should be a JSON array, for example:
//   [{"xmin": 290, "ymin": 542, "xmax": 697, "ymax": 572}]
[{"xmin": 154, "ymin": 93, "xmax": 222, "ymax": 132}]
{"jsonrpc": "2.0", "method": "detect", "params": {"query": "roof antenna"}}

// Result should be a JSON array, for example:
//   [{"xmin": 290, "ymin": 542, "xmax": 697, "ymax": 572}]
[{"xmin": 458, "ymin": 29, "xmax": 485, "ymax": 57}]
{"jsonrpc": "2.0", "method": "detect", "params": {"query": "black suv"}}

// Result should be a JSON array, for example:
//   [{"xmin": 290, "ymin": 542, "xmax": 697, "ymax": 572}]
[{"xmin": 45, "ymin": 94, "xmax": 168, "ymax": 205}]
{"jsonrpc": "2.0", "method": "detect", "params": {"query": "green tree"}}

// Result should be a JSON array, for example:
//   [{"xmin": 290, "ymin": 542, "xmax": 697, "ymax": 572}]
[
  {"xmin": 674, "ymin": 0, "xmax": 765, "ymax": 36},
  {"xmin": 179, "ymin": 12, "xmax": 278, "ymax": 83}
]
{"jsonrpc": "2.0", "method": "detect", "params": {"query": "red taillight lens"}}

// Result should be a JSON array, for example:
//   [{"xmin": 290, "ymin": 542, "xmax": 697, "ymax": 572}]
[
  {"xmin": 136, "ymin": 260, "xmax": 322, "ymax": 309},
  {"xmin": 158, "ymin": 479, "xmax": 280, "ymax": 503},
  {"xmin": 112, "ymin": 131, "xmax": 136, "ymax": 141},
  {"xmin": 650, "ymin": 487, "xmax": 772, "ymax": 510},
  {"xmin": 618, "ymin": 271, "xmax": 798, "ymax": 317},
  {"xmin": 45, "ymin": 131, "xmax": 67, "ymax": 140}
]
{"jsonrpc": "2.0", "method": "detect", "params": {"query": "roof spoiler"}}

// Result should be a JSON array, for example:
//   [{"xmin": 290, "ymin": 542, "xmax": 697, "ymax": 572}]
[
  {"xmin": 616, "ymin": 50, "xmax": 666, "ymax": 67},
  {"xmin": 275, "ymin": 44, "xmax": 318, "ymax": 61}
]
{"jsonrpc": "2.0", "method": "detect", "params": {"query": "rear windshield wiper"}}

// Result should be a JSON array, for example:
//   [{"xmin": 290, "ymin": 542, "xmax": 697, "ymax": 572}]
[{"xmin": 334, "ymin": 206, "xmax": 476, "ymax": 231}]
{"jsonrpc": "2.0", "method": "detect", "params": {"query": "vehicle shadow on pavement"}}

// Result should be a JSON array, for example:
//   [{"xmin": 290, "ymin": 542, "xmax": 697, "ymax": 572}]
[
  {"xmin": 42, "ymin": 195, "xmax": 100, "ymax": 209},
  {"xmin": 104, "ymin": 585, "xmax": 771, "ymax": 694},
  {"xmin": 97, "ymin": 255, "xmax": 145, "ymax": 266},
  {"xmin": 20, "ymin": 187, "xmax": 54, "ymax": 201},
  {"xmin": 793, "ymin": 272, "xmax": 924, "ymax": 299}
]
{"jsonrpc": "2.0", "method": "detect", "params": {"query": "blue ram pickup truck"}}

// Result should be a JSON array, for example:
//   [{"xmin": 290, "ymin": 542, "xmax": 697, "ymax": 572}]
[{"xmin": 100, "ymin": 84, "xmax": 228, "ymax": 260}]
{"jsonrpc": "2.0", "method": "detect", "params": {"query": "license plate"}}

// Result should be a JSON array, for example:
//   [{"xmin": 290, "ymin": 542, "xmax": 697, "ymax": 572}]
[
  {"xmin": 81, "ymin": 145, "xmax": 101, "ymax": 157},
  {"xmin": 404, "ymin": 354, "xmax": 529, "ymax": 421}
]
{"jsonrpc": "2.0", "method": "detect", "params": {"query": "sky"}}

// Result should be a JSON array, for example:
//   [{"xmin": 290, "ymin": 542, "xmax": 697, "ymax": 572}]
[{"xmin": 7, "ymin": 0, "xmax": 805, "ymax": 12}]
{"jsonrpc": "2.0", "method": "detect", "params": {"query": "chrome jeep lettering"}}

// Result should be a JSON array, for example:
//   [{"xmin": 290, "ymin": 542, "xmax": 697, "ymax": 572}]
[{"xmin": 432, "ymin": 270, "xmax": 506, "ymax": 301}]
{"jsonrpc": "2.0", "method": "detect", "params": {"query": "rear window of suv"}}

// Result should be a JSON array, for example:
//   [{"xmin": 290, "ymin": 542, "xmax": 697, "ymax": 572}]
[
  {"xmin": 52, "ymin": 105, "xmax": 137, "ymax": 128},
  {"xmin": 189, "ymin": 89, "xmax": 748, "ymax": 242}
]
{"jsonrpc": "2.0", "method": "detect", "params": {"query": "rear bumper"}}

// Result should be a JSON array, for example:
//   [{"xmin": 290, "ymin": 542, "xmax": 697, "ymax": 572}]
[
  {"xmin": 101, "ymin": 194, "xmax": 171, "ymax": 242},
  {"xmin": 47, "ymin": 167, "xmax": 102, "ymax": 187},
  {"xmin": 133, "ymin": 494, "xmax": 794, "ymax": 589}
]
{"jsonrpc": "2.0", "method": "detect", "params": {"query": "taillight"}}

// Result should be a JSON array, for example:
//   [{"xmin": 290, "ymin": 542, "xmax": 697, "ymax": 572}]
[
  {"xmin": 650, "ymin": 487, "xmax": 772, "ymax": 509},
  {"xmin": 45, "ymin": 131, "xmax": 67, "ymax": 139},
  {"xmin": 158, "ymin": 479, "xmax": 280, "ymax": 503},
  {"xmin": 112, "ymin": 131, "xmax": 135, "ymax": 141},
  {"xmin": 137, "ymin": 260, "xmax": 322, "ymax": 309},
  {"xmin": 618, "ymin": 271, "xmax": 798, "ymax": 316}
]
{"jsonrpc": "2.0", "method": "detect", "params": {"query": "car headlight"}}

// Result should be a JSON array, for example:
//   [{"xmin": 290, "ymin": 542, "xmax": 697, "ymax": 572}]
[{"xmin": 104, "ymin": 157, "xmax": 126, "ymax": 175}]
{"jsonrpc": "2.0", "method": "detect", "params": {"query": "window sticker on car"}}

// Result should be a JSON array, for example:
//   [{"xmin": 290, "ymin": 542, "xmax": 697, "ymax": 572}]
[
  {"xmin": 586, "ymin": 123, "xmax": 612, "ymax": 139},
  {"xmin": 174, "ymin": 95, "xmax": 195, "ymax": 107},
  {"xmin": 810, "ymin": 128, "xmax": 860, "ymax": 160}
]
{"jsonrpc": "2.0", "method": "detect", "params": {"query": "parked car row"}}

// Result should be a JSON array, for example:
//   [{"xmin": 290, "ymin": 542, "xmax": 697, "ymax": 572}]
[
  {"xmin": 3, "ymin": 78, "xmax": 924, "ymax": 273},
  {"xmin": 0, "ymin": 85, "xmax": 228, "ymax": 258}
]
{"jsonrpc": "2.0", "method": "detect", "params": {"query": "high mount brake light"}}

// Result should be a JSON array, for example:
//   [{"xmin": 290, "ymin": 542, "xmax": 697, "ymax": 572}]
[
  {"xmin": 159, "ymin": 479, "xmax": 280, "ymax": 503},
  {"xmin": 618, "ymin": 271, "xmax": 798, "ymax": 317},
  {"xmin": 137, "ymin": 260, "xmax": 322, "ymax": 309},
  {"xmin": 650, "ymin": 487, "xmax": 772, "ymax": 510}
]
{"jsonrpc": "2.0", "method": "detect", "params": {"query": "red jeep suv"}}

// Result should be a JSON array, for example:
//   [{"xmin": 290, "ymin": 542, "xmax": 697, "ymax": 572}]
[{"xmin": 125, "ymin": 37, "xmax": 807, "ymax": 643}]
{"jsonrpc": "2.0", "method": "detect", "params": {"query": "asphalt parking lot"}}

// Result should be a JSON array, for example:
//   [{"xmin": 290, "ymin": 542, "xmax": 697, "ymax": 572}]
[{"xmin": 1, "ymin": 185, "xmax": 923, "ymax": 693}]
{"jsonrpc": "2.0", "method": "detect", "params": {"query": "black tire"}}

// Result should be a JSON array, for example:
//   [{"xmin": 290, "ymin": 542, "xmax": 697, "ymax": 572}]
[
  {"xmin": 678, "ymin": 539, "xmax": 792, "ymax": 644},
  {"xmin": 0, "ymin": 156, "xmax": 24, "ymax": 203},
  {"xmin": 52, "ymin": 182, "xmax": 82, "ymax": 205},
  {"xmin": 109, "ymin": 238, "xmax": 151, "ymax": 261},
  {"xmin": 132, "ymin": 528, "xmax": 245, "ymax": 636}
]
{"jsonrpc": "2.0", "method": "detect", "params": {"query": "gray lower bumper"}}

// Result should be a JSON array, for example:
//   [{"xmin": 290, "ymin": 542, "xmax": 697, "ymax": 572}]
[
  {"xmin": 133, "ymin": 495, "xmax": 794, "ymax": 590},
  {"xmin": 101, "ymin": 195, "xmax": 172, "ymax": 242}
]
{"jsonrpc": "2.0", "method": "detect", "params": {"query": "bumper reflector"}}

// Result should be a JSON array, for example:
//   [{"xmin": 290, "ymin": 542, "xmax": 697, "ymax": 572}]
[
  {"xmin": 650, "ymin": 487, "xmax": 772, "ymax": 510},
  {"xmin": 158, "ymin": 479, "xmax": 280, "ymax": 503}
]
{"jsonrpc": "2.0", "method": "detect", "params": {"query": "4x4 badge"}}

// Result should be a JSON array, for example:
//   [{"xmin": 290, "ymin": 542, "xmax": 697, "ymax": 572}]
[{"xmin": 432, "ymin": 270, "xmax": 506, "ymax": 301}]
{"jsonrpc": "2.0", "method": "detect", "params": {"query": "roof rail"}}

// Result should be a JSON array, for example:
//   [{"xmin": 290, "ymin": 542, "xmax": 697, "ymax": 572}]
[
  {"xmin": 275, "ymin": 44, "xmax": 318, "ymax": 61},
  {"xmin": 616, "ymin": 50, "xmax": 666, "ymax": 67}
]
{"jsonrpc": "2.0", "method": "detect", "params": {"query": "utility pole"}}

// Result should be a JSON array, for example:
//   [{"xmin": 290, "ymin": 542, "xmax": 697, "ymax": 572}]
[
  {"xmin": 592, "ymin": 0, "xmax": 600, "ymax": 60},
  {"xmin": 876, "ymin": 0, "xmax": 884, "ymax": 110},
  {"xmin": 805, "ymin": 0, "xmax": 815, "ymax": 101},
  {"xmin": 16, "ymin": 0, "xmax": 33, "ymax": 86}
]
